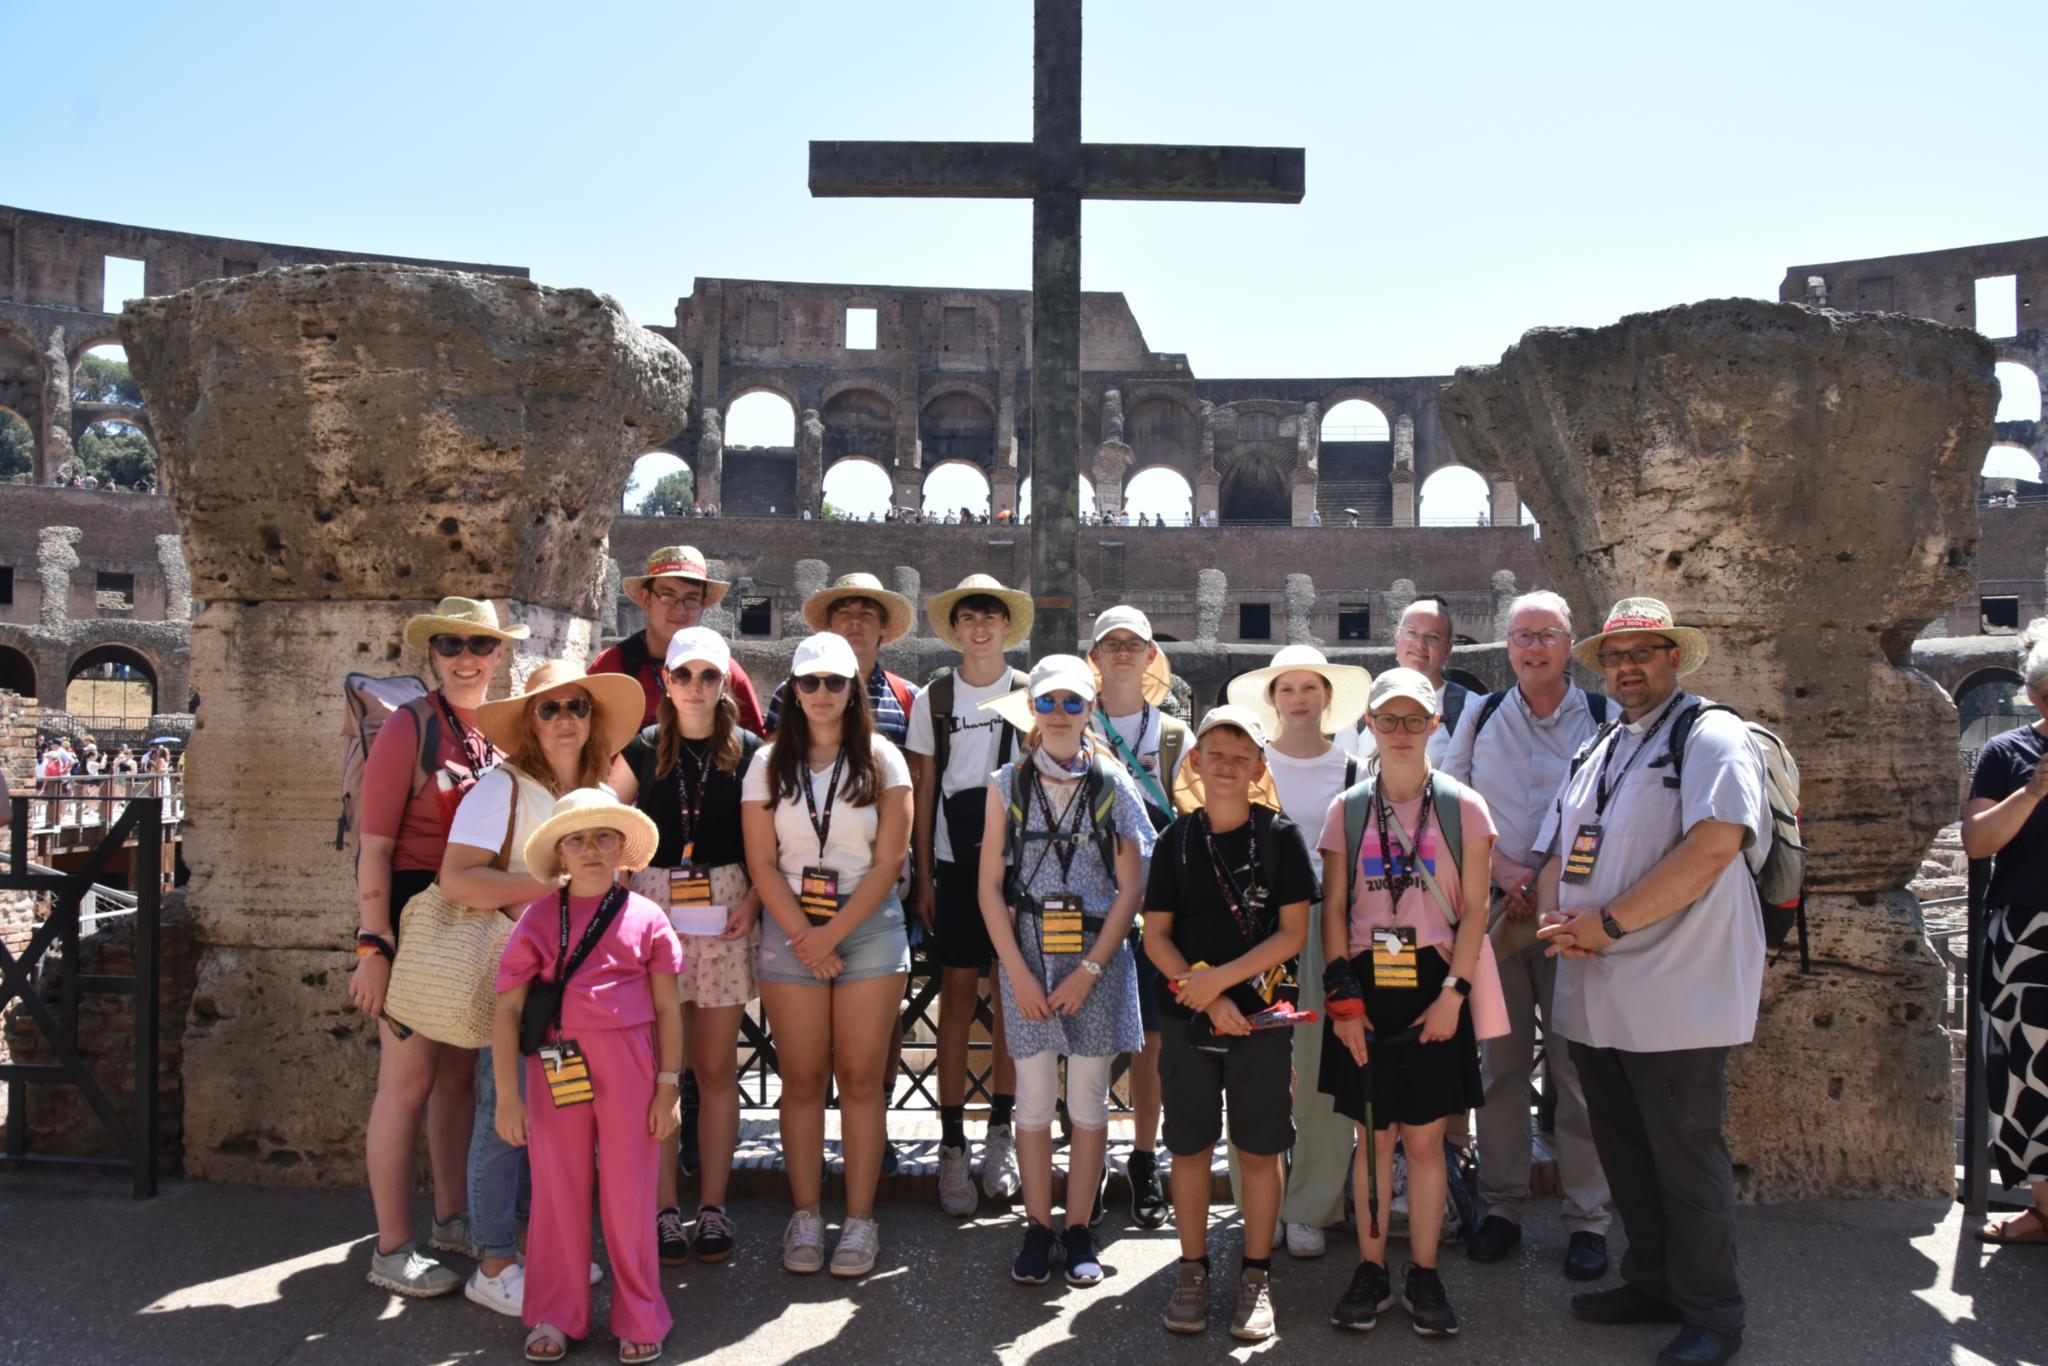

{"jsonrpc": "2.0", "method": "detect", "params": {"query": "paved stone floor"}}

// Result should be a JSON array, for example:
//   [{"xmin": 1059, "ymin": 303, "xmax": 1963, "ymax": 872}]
[{"xmin": 0, "ymin": 1171, "xmax": 2039, "ymax": 1366}]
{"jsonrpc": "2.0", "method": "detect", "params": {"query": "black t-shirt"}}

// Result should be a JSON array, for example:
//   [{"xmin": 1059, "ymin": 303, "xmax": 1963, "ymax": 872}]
[
  {"xmin": 1144, "ymin": 805, "xmax": 1316, "ymax": 1019},
  {"xmin": 623, "ymin": 724, "xmax": 762, "ymax": 868},
  {"xmin": 1970, "ymin": 724, "xmax": 2048, "ymax": 910}
]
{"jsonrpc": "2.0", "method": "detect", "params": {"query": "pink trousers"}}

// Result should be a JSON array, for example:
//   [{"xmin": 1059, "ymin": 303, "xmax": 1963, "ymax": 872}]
[{"xmin": 523, "ymin": 1024, "xmax": 671, "ymax": 1345}]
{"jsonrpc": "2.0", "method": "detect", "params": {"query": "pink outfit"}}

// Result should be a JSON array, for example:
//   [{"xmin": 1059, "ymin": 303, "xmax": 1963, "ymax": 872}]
[{"xmin": 498, "ymin": 890, "xmax": 683, "ymax": 1345}]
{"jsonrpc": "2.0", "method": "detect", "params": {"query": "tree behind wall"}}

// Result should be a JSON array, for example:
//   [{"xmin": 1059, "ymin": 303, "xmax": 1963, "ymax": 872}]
[{"xmin": 635, "ymin": 467, "xmax": 695, "ymax": 515}]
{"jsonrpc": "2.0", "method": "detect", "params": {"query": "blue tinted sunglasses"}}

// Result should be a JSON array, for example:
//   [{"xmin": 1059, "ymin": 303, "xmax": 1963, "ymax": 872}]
[{"xmin": 1032, "ymin": 695, "xmax": 1087, "ymax": 715}]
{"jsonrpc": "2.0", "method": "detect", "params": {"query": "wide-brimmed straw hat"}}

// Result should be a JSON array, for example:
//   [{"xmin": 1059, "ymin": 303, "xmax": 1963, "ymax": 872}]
[
  {"xmin": 402, "ymin": 597, "xmax": 531, "ymax": 650},
  {"xmin": 803, "ymin": 573, "xmax": 914, "ymax": 643},
  {"xmin": 1226, "ymin": 645, "xmax": 1371, "ymax": 739},
  {"xmin": 522, "ymin": 787, "xmax": 659, "ymax": 881},
  {"xmin": 925, "ymin": 574, "xmax": 1033, "ymax": 650},
  {"xmin": 1570, "ymin": 597, "xmax": 1710, "ymax": 677},
  {"xmin": 476, "ymin": 661, "xmax": 645, "ymax": 757},
  {"xmin": 623, "ymin": 545, "xmax": 729, "ymax": 606}
]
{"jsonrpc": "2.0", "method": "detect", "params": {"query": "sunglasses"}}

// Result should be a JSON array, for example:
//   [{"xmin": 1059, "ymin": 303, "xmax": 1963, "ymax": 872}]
[
  {"xmin": 1032, "ymin": 695, "xmax": 1087, "ymax": 715},
  {"xmin": 429, "ymin": 634, "xmax": 502, "ymax": 658},
  {"xmin": 667, "ymin": 665, "xmax": 724, "ymax": 689},
  {"xmin": 533, "ymin": 697, "xmax": 593, "ymax": 722},
  {"xmin": 794, "ymin": 675, "xmax": 851, "ymax": 694},
  {"xmin": 559, "ymin": 830, "xmax": 622, "ymax": 854}
]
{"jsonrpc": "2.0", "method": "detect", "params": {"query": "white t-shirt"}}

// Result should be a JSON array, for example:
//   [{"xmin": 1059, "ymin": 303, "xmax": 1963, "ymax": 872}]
[
  {"xmin": 445, "ymin": 766, "xmax": 569, "ymax": 879},
  {"xmin": 904, "ymin": 669, "xmax": 1022, "ymax": 864},
  {"xmin": 741, "ymin": 734, "xmax": 912, "ymax": 894},
  {"xmin": 1263, "ymin": 743, "xmax": 1358, "ymax": 885}
]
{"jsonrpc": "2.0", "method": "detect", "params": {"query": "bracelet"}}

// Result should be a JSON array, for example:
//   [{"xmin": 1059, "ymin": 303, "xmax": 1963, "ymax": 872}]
[
  {"xmin": 355, "ymin": 932, "xmax": 395, "ymax": 962},
  {"xmin": 656, "ymin": 1070, "xmax": 682, "ymax": 1087},
  {"xmin": 1325, "ymin": 994, "xmax": 1366, "ymax": 1021}
]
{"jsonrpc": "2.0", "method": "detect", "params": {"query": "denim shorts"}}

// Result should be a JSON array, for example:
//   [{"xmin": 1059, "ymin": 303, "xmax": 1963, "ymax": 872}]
[{"xmin": 758, "ymin": 894, "xmax": 911, "ymax": 986}]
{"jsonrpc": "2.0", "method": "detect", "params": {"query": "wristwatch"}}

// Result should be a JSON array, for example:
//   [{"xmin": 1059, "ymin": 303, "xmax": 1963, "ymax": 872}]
[
  {"xmin": 656, "ymin": 1070, "xmax": 682, "ymax": 1087},
  {"xmin": 1443, "ymin": 975, "xmax": 1471, "ymax": 998},
  {"xmin": 1600, "ymin": 911, "xmax": 1627, "ymax": 941},
  {"xmin": 1080, "ymin": 959, "xmax": 1104, "ymax": 978}
]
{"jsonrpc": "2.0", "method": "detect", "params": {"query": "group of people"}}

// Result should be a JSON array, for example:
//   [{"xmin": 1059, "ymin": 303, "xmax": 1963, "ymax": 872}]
[
  {"xmin": 50, "ymin": 469, "xmax": 157, "ymax": 493},
  {"xmin": 348, "ymin": 538, "xmax": 1779, "ymax": 1366}
]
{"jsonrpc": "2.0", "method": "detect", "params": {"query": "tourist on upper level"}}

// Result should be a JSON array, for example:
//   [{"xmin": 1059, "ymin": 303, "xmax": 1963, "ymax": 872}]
[
  {"xmin": 612, "ymin": 627, "xmax": 765, "ymax": 1268},
  {"xmin": 438, "ymin": 661, "xmax": 640, "ymax": 1318},
  {"xmin": 1348, "ymin": 597, "xmax": 1473, "ymax": 766},
  {"xmin": 1534, "ymin": 598, "xmax": 1768, "ymax": 1366},
  {"xmin": 762, "ymin": 574, "xmax": 920, "ymax": 748},
  {"xmin": 352, "ymin": 598, "xmax": 525, "ymax": 1300},
  {"xmin": 1441, "ymin": 591, "xmax": 1615, "ymax": 1282},
  {"xmin": 1225, "ymin": 644, "xmax": 1369, "ymax": 1261},
  {"xmin": 1962, "ymin": 627, "xmax": 2048, "ymax": 1249},
  {"xmin": 906, "ymin": 575, "xmax": 1032, "ymax": 1219},
  {"xmin": 741, "ymin": 632, "xmax": 913, "ymax": 1279},
  {"xmin": 592, "ymin": 546, "xmax": 765, "ymax": 734}
]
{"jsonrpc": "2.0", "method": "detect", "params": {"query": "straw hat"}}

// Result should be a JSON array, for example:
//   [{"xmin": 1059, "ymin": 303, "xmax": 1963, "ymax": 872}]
[
  {"xmin": 623, "ymin": 545, "xmax": 729, "ymax": 606},
  {"xmin": 522, "ymin": 787, "xmax": 660, "ymax": 881},
  {"xmin": 803, "ymin": 573, "xmax": 914, "ymax": 642},
  {"xmin": 1226, "ymin": 645, "xmax": 1371, "ymax": 739},
  {"xmin": 401, "ymin": 597, "xmax": 531, "ymax": 650},
  {"xmin": 924, "ymin": 574, "xmax": 1034, "ymax": 650},
  {"xmin": 476, "ymin": 660, "xmax": 645, "ymax": 757},
  {"xmin": 1570, "ymin": 597, "xmax": 1710, "ymax": 677}
]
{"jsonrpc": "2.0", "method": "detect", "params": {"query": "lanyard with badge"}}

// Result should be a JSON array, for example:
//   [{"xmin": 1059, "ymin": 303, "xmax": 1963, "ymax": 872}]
[
  {"xmin": 1562, "ymin": 701, "xmax": 1676, "ymax": 885},
  {"xmin": 1098, "ymin": 705, "xmax": 1168, "ymax": 813},
  {"xmin": 665, "ymin": 740, "xmax": 724, "ymax": 934},
  {"xmin": 437, "ymin": 692, "xmax": 497, "ymax": 780},
  {"xmin": 1369, "ymin": 779, "xmax": 1435, "ymax": 988},
  {"xmin": 798, "ymin": 747, "xmax": 849, "ymax": 924},
  {"xmin": 537, "ymin": 884, "xmax": 627, "ymax": 1108},
  {"xmin": 1187, "ymin": 809, "xmax": 1284, "ymax": 1003},
  {"xmin": 1027, "ymin": 769, "xmax": 1092, "ymax": 961}
]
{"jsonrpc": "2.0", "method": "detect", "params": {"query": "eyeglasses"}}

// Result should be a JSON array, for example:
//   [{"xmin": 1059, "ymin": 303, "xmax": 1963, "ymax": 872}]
[
  {"xmin": 667, "ymin": 665, "xmax": 724, "ymax": 689},
  {"xmin": 532, "ymin": 697, "xmax": 593, "ymax": 722},
  {"xmin": 1369, "ymin": 713, "xmax": 1432, "ymax": 734},
  {"xmin": 1395, "ymin": 626, "xmax": 1447, "ymax": 649},
  {"xmin": 795, "ymin": 675, "xmax": 851, "ymax": 694},
  {"xmin": 1032, "ymin": 695, "xmax": 1087, "ymax": 715},
  {"xmin": 559, "ymin": 830, "xmax": 622, "ymax": 854},
  {"xmin": 429, "ymin": 635, "xmax": 502, "ymax": 658},
  {"xmin": 1595, "ymin": 641, "xmax": 1677, "ymax": 669},
  {"xmin": 1507, "ymin": 628, "xmax": 1571, "ymax": 648},
  {"xmin": 646, "ymin": 587, "xmax": 703, "ymax": 610},
  {"xmin": 1094, "ymin": 637, "xmax": 1149, "ymax": 656}
]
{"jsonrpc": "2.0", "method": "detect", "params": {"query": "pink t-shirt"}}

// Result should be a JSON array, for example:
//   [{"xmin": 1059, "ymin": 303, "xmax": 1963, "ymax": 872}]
[
  {"xmin": 1317, "ymin": 787, "xmax": 1496, "ymax": 958},
  {"xmin": 497, "ymin": 890, "xmax": 683, "ymax": 1033}
]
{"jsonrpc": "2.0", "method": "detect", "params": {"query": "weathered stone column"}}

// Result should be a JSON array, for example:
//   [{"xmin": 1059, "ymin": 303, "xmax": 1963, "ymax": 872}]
[
  {"xmin": 786, "ymin": 559, "xmax": 830, "ymax": 637},
  {"xmin": 990, "ymin": 469, "xmax": 1019, "ymax": 521},
  {"xmin": 1195, "ymin": 569, "xmax": 1226, "ymax": 644},
  {"xmin": 38, "ymin": 325, "xmax": 76, "ymax": 481},
  {"xmin": 1441, "ymin": 298, "xmax": 1996, "ymax": 1200},
  {"xmin": 121, "ymin": 263, "xmax": 689, "ymax": 1184},
  {"xmin": 891, "ymin": 567, "xmax": 923, "ymax": 636},
  {"xmin": 1285, "ymin": 573, "xmax": 1318, "ymax": 645},
  {"xmin": 1390, "ymin": 414, "xmax": 1417, "ymax": 527},
  {"xmin": 694, "ymin": 408, "xmax": 724, "ymax": 511},
  {"xmin": 796, "ymin": 408, "xmax": 825, "ymax": 515}
]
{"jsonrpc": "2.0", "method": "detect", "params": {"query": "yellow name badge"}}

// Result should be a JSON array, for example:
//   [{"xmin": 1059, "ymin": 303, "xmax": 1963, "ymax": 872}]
[
  {"xmin": 1255, "ymin": 962, "xmax": 1288, "ymax": 1005},
  {"xmin": 539, "ymin": 1041, "xmax": 594, "ymax": 1108},
  {"xmin": 800, "ymin": 866, "xmax": 840, "ymax": 923},
  {"xmin": 670, "ymin": 864, "xmax": 712, "ymax": 907},
  {"xmin": 1038, "ymin": 894, "xmax": 1086, "ymax": 956},
  {"xmin": 1561, "ymin": 822, "xmax": 1604, "ymax": 886},
  {"xmin": 1371, "ymin": 927, "xmax": 1419, "ymax": 990}
]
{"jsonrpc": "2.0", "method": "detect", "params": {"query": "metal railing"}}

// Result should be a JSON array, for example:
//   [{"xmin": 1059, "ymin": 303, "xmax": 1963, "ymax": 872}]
[{"xmin": 28, "ymin": 773, "xmax": 184, "ymax": 834}]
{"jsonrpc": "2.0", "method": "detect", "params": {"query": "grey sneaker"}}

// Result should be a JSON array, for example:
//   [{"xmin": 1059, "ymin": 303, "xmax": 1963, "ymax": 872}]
[
  {"xmin": 1163, "ymin": 1261, "xmax": 1209, "ymax": 1334},
  {"xmin": 937, "ymin": 1143, "xmax": 979, "ymax": 1217},
  {"xmin": 981, "ymin": 1124, "xmax": 1022, "ymax": 1200},
  {"xmin": 829, "ymin": 1215, "xmax": 881, "ymax": 1279},
  {"xmin": 368, "ymin": 1242, "xmax": 461, "ymax": 1298},
  {"xmin": 782, "ymin": 1209, "xmax": 826, "ymax": 1275},
  {"xmin": 1232, "ymin": 1267, "xmax": 1277, "ymax": 1342},
  {"xmin": 428, "ymin": 1211, "xmax": 473, "ymax": 1257}
]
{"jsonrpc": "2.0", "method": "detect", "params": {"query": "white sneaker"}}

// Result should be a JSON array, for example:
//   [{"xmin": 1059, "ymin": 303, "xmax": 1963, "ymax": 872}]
[
  {"xmin": 463, "ymin": 1264, "xmax": 524, "ymax": 1317},
  {"xmin": 1285, "ymin": 1221, "xmax": 1327, "ymax": 1258},
  {"xmin": 783, "ymin": 1208, "xmax": 826, "ymax": 1275},
  {"xmin": 937, "ymin": 1144, "xmax": 979, "ymax": 1217},
  {"xmin": 830, "ymin": 1214, "xmax": 881, "ymax": 1278},
  {"xmin": 981, "ymin": 1124, "xmax": 1022, "ymax": 1200}
]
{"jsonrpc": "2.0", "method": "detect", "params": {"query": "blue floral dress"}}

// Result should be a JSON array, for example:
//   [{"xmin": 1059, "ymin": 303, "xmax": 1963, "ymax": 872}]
[{"xmin": 993, "ymin": 757, "xmax": 1156, "ymax": 1060}]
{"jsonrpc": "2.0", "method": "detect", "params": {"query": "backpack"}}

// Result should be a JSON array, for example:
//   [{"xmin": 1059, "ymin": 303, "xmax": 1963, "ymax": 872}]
[
  {"xmin": 1569, "ymin": 700, "xmax": 1809, "ymax": 970},
  {"xmin": 1340, "ymin": 770, "xmax": 1468, "ymax": 925},
  {"xmin": 1440, "ymin": 684, "xmax": 1469, "ymax": 738},
  {"xmin": 337, "ymin": 673, "xmax": 434, "ymax": 855},
  {"xmin": 1468, "ymin": 687, "xmax": 1609, "ymax": 744},
  {"xmin": 928, "ymin": 667, "xmax": 1024, "ymax": 782},
  {"xmin": 999, "ymin": 759, "xmax": 1121, "ymax": 899}
]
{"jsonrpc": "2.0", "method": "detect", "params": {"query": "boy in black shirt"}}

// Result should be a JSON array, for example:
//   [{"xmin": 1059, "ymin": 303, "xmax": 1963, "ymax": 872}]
[{"xmin": 1144, "ymin": 705, "xmax": 1313, "ymax": 1341}]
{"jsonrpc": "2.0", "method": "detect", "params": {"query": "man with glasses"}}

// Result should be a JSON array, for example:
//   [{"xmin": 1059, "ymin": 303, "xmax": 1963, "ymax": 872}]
[
  {"xmin": 1442, "ymin": 591, "xmax": 1613, "ymax": 1282},
  {"xmin": 1532, "ymin": 598, "xmax": 1767, "ymax": 1366},
  {"xmin": 594, "ymin": 546, "xmax": 765, "ymax": 733},
  {"xmin": 1351, "ymin": 597, "xmax": 1472, "ymax": 765},
  {"xmin": 761, "ymin": 574, "xmax": 919, "ymax": 746}
]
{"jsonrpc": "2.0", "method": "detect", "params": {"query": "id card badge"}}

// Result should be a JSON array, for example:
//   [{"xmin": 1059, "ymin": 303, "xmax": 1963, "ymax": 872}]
[
  {"xmin": 1561, "ymin": 823, "xmax": 1605, "ymax": 885},
  {"xmin": 1038, "ymin": 894, "xmax": 1086, "ymax": 956},
  {"xmin": 800, "ymin": 866, "xmax": 840, "ymax": 924},
  {"xmin": 670, "ymin": 860, "xmax": 713, "ymax": 907},
  {"xmin": 1255, "ymin": 962, "xmax": 1289, "ymax": 1005},
  {"xmin": 538, "ymin": 1041, "xmax": 594, "ymax": 1108},
  {"xmin": 1371, "ymin": 927, "xmax": 1419, "ymax": 990}
]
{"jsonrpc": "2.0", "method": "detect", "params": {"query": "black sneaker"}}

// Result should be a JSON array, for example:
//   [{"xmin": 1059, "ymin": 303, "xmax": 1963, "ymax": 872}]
[
  {"xmin": 1062, "ymin": 1224, "xmax": 1103, "ymax": 1286},
  {"xmin": 1127, "ymin": 1150, "xmax": 1169, "ymax": 1229},
  {"xmin": 693, "ymin": 1204, "xmax": 737, "ymax": 1263},
  {"xmin": 1402, "ymin": 1264, "xmax": 1459, "ymax": 1337},
  {"xmin": 1466, "ymin": 1214, "xmax": 1522, "ymax": 1263},
  {"xmin": 657, "ymin": 1205, "xmax": 689, "ymax": 1267},
  {"xmin": 1088, "ymin": 1160, "xmax": 1109, "ymax": 1228},
  {"xmin": 1012, "ymin": 1222, "xmax": 1058, "ymax": 1285},
  {"xmin": 1331, "ymin": 1260, "xmax": 1393, "ymax": 1331}
]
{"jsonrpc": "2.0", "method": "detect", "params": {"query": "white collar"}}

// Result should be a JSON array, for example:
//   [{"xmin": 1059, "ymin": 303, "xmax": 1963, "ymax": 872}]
[{"xmin": 1622, "ymin": 689, "xmax": 1686, "ymax": 735}]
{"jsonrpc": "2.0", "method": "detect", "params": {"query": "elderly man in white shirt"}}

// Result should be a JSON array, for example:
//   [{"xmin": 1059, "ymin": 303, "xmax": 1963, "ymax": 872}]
[{"xmin": 1442, "ymin": 591, "xmax": 1614, "ymax": 1282}]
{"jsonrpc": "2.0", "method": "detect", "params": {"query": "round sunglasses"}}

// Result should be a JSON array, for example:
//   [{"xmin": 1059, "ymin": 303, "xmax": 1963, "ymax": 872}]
[
  {"xmin": 666, "ymin": 665, "xmax": 725, "ymax": 689},
  {"xmin": 794, "ymin": 675, "xmax": 851, "ymax": 694},
  {"xmin": 429, "ymin": 634, "xmax": 503, "ymax": 658},
  {"xmin": 532, "ymin": 696, "xmax": 593, "ymax": 722},
  {"xmin": 1032, "ymin": 695, "xmax": 1088, "ymax": 715}
]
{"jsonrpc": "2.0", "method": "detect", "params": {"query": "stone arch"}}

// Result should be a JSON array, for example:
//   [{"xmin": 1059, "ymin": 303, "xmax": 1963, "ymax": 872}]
[
  {"xmin": 723, "ymin": 387, "xmax": 798, "ymax": 447},
  {"xmin": 1957, "ymin": 666, "xmax": 2028, "ymax": 752},
  {"xmin": 68, "ymin": 333, "xmax": 127, "ymax": 368},
  {"xmin": 0, "ymin": 323, "xmax": 42, "ymax": 474},
  {"xmin": 920, "ymin": 459, "xmax": 991, "ymax": 519},
  {"xmin": 1123, "ymin": 464, "xmax": 1195, "ymax": 524},
  {"xmin": 0, "ymin": 405, "xmax": 36, "ymax": 483},
  {"xmin": 821, "ymin": 454, "xmax": 893, "ymax": 519},
  {"xmin": 74, "ymin": 415, "xmax": 158, "ymax": 488},
  {"xmin": 1418, "ymin": 463, "xmax": 1491, "ymax": 524},
  {"xmin": 821, "ymin": 386, "xmax": 897, "ymax": 465},
  {"xmin": 1319, "ymin": 385, "xmax": 1400, "ymax": 429},
  {"xmin": 1995, "ymin": 361, "xmax": 2041, "ymax": 424},
  {"xmin": 1126, "ymin": 395, "xmax": 1200, "ymax": 479},
  {"xmin": 66, "ymin": 641, "xmax": 161, "ymax": 726},
  {"xmin": 0, "ymin": 643, "xmax": 36, "ymax": 697},
  {"xmin": 1320, "ymin": 397, "xmax": 1391, "ymax": 442},
  {"xmin": 1984, "ymin": 441, "xmax": 2042, "ymax": 482},
  {"xmin": 919, "ymin": 389, "xmax": 997, "ymax": 469},
  {"xmin": 1219, "ymin": 456, "xmax": 1290, "ymax": 524},
  {"xmin": 1019, "ymin": 472, "xmax": 1098, "ymax": 520},
  {"xmin": 625, "ymin": 449, "xmax": 693, "ymax": 512}
]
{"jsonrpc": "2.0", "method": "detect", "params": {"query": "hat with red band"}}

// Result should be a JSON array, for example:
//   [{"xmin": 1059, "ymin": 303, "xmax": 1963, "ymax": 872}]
[
  {"xmin": 1569, "ymin": 596, "xmax": 1710, "ymax": 676},
  {"xmin": 623, "ymin": 545, "xmax": 729, "ymax": 606}
]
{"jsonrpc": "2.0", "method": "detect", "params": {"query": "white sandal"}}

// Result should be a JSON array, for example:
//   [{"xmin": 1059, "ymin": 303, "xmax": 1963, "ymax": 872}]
[{"xmin": 524, "ymin": 1323, "xmax": 569, "ymax": 1362}]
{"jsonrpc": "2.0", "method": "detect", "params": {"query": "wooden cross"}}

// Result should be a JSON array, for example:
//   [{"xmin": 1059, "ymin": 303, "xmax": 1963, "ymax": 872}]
[{"xmin": 810, "ymin": 0, "xmax": 1304, "ymax": 656}]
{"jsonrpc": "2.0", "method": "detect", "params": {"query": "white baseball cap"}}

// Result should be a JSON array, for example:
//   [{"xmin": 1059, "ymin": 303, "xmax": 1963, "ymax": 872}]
[
  {"xmin": 1368, "ymin": 667, "xmax": 1440, "ymax": 715},
  {"xmin": 791, "ymin": 632, "xmax": 859, "ymax": 679},
  {"xmin": 1027, "ymin": 654, "xmax": 1097, "ymax": 703},
  {"xmin": 664, "ymin": 626, "xmax": 731, "ymax": 674},
  {"xmin": 1090, "ymin": 605, "xmax": 1154, "ymax": 644},
  {"xmin": 1193, "ymin": 703, "xmax": 1270, "ymax": 749}
]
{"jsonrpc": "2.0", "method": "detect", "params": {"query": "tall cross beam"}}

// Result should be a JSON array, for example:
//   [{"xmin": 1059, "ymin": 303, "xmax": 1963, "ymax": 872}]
[{"xmin": 810, "ymin": 0, "xmax": 1304, "ymax": 657}]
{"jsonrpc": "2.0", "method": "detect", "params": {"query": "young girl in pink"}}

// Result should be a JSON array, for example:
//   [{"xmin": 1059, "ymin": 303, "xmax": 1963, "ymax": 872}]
[{"xmin": 493, "ymin": 789, "xmax": 684, "ymax": 1364}]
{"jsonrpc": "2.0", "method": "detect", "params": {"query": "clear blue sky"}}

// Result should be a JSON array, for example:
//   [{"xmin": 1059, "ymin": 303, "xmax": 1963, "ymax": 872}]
[{"xmin": 8, "ymin": 0, "xmax": 2043, "ymax": 511}]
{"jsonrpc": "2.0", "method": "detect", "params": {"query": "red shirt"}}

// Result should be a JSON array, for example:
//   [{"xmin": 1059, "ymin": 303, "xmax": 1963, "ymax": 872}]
[{"xmin": 590, "ymin": 631, "xmax": 765, "ymax": 734}]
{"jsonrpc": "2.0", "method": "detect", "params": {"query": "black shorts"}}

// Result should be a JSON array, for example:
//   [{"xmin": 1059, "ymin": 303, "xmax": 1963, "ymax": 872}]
[
  {"xmin": 933, "ymin": 858, "xmax": 995, "ymax": 972},
  {"xmin": 1133, "ymin": 932, "xmax": 1163, "ymax": 1032},
  {"xmin": 387, "ymin": 868, "xmax": 436, "ymax": 949},
  {"xmin": 1158, "ymin": 1022, "xmax": 1294, "ymax": 1158},
  {"xmin": 1317, "ymin": 948, "xmax": 1482, "ymax": 1130}
]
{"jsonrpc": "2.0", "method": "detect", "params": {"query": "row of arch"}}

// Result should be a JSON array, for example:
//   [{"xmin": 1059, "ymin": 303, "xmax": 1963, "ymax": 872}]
[
  {"xmin": 0, "ymin": 331, "xmax": 160, "ymax": 482},
  {"xmin": 0, "ymin": 641, "xmax": 160, "ymax": 717}
]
